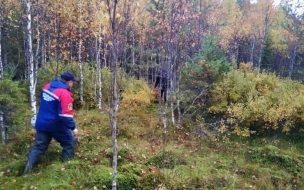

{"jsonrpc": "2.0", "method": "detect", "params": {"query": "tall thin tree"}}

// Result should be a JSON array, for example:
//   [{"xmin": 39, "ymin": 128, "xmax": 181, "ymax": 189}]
[
  {"xmin": 256, "ymin": 0, "xmax": 276, "ymax": 72},
  {"xmin": 0, "ymin": 2, "xmax": 3, "ymax": 80},
  {"xmin": 106, "ymin": 0, "xmax": 119, "ymax": 189},
  {"xmin": 78, "ymin": 0, "xmax": 84, "ymax": 102},
  {"xmin": 95, "ymin": 0, "xmax": 106, "ymax": 110},
  {"xmin": 26, "ymin": 0, "xmax": 37, "ymax": 126}
]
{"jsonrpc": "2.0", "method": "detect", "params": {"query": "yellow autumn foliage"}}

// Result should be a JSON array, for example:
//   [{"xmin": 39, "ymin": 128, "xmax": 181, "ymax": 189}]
[
  {"xmin": 208, "ymin": 63, "xmax": 304, "ymax": 136},
  {"xmin": 121, "ymin": 79, "xmax": 153, "ymax": 111}
]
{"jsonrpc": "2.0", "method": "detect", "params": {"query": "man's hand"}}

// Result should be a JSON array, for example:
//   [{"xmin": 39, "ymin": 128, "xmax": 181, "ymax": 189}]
[{"xmin": 73, "ymin": 128, "xmax": 78, "ymax": 136}]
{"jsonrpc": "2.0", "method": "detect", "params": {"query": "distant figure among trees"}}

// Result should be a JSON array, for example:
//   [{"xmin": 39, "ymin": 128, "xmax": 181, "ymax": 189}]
[{"xmin": 154, "ymin": 69, "xmax": 168, "ymax": 103}]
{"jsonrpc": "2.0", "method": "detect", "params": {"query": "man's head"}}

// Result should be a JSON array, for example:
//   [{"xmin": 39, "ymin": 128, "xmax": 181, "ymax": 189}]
[{"xmin": 61, "ymin": 72, "xmax": 79, "ymax": 88}]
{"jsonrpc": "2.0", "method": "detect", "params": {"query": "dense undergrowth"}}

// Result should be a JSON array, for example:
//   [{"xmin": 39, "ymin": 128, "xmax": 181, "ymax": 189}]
[
  {"xmin": 1, "ymin": 59, "xmax": 304, "ymax": 189},
  {"xmin": 0, "ymin": 104, "xmax": 303, "ymax": 190}
]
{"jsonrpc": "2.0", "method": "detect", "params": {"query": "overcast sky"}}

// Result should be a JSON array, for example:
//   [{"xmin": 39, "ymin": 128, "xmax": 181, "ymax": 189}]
[
  {"xmin": 250, "ymin": 0, "xmax": 304, "ymax": 15},
  {"xmin": 281, "ymin": 0, "xmax": 304, "ymax": 15}
]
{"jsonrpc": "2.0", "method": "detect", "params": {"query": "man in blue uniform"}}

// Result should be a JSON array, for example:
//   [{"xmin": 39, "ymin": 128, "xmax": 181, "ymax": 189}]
[{"xmin": 23, "ymin": 72, "xmax": 79, "ymax": 176}]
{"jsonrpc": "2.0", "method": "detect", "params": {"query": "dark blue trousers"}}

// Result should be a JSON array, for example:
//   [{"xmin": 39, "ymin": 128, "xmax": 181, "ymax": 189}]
[{"xmin": 27, "ymin": 130, "xmax": 76, "ymax": 165}]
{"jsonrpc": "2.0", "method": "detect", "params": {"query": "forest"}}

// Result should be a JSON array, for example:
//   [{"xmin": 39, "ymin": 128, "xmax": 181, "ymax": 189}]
[{"xmin": 0, "ymin": 0, "xmax": 304, "ymax": 189}]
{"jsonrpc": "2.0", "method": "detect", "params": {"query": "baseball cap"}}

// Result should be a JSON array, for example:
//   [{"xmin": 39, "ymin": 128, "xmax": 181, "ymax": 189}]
[{"xmin": 61, "ymin": 72, "xmax": 79, "ymax": 82}]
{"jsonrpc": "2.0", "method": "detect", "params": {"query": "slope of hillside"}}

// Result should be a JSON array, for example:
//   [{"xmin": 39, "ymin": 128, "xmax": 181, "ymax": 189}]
[{"xmin": 0, "ymin": 104, "xmax": 303, "ymax": 189}]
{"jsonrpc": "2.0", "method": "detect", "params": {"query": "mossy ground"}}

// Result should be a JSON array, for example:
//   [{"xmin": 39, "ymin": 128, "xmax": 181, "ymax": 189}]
[{"xmin": 0, "ymin": 104, "xmax": 303, "ymax": 189}]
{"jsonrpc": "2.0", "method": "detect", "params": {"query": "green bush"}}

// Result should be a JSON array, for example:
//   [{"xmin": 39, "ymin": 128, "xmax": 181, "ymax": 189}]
[
  {"xmin": 105, "ymin": 147, "xmax": 134, "ymax": 166},
  {"xmin": 208, "ymin": 63, "xmax": 304, "ymax": 136},
  {"xmin": 146, "ymin": 150, "xmax": 187, "ymax": 169},
  {"xmin": 138, "ymin": 170, "xmax": 164, "ymax": 190},
  {"xmin": 0, "ymin": 79, "xmax": 28, "ymax": 126},
  {"xmin": 35, "ymin": 60, "xmax": 150, "ymax": 110},
  {"xmin": 120, "ymin": 78, "xmax": 153, "ymax": 111},
  {"xmin": 180, "ymin": 35, "xmax": 231, "ymax": 117},
  {"xmin": 118, "ymin": 164, "xmax": 141, "ymax": 176},
  {"xmin": 36, "ymin": 60, "xmax": 102, "ymax": 109},
  {"xmin": 247, "ymin": 145, "xmax": 302, "ymax": 174},
  {"xmin": 92, "ymin": 165, "xmax": 138, "ymax": 190}
]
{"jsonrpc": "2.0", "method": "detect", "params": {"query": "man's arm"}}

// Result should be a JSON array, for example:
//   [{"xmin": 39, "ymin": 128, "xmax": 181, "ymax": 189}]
[{"xmin": 58, "ymin": 90, "xmax": 76, "ymax": 130}]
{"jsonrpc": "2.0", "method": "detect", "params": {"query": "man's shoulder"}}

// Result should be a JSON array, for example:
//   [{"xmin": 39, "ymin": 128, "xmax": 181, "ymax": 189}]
[
  {"xmin": 53, "ymin": 88, "xmax": 72, "ymax": 97},
  {"xmin": 43, "ymin": 83, "xmax": 51, "ymax": 90}
]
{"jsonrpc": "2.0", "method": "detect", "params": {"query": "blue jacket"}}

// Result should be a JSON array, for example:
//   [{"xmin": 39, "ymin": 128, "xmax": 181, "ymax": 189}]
[{"xmin": 35, "ymin": 78, "xmax": 76, "ymax": 135}]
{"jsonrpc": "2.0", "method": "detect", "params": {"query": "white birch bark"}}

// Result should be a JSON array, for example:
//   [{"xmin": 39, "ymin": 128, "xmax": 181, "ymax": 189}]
[
  {"xmin": 106, "ymin": 0, "xmax": 119, "ymax": 189},
  {"xmin": 257, "ymin": 2, "xmax": 272, "ymax": 73},
  {"xmin": 96, "ymin": 2, "xmax": 103, "ymax": 110},
  {"xmin": 26, "ymin": 0, "xmax": 37, "ymax": 127},
  {"xmin": 288, "ymin": 45, "xmax": 298, "ymax": 79},
  {"xmin": 257, "ymin": 30, "xmax": 266, "ymax": 73},
  {"xmin": 0, "ymin": 111, "xmax": 6, "ymax": 145},
  {"xmin": 157, "ymin": 68, "xmax": 162, "ymax": 120},
  {"xmin": 103, "ymin": 35, "xmax": 107, "ymax": 67},
  {"xmin": 96, "ymin": 38, "xmax": 102, "ymax": 109},
  {"xmin": 169, "ymin": 61, "xmax": 175, "ymax": 126},
  {"xmin": 168, "ymin": 0, "xmax": 176, "ymax": 126},
  {"xmin": 250, "ymin": 36, "xmax": 255, "ymax": 64},
  {"xmin": 176, "ymin": 68, "xmax": 182, "ymax": 128}
]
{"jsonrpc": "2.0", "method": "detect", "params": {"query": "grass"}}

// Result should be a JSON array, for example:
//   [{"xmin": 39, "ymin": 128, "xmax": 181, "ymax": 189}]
[{"xmin": 0, "ymin": 105, "xmax": 303, "ymax": 189}]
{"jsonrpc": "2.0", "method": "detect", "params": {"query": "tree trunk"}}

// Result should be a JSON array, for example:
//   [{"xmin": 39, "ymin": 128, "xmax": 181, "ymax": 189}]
[
  {"xmin": 130, "ymin": 28, "xmax": 135, "ymax": 76},
  {"xmin": 103, "ymin": 34, "xmax": 107, "ymax": 67},
  {"xmin": 169, "ymin": 60, "xmax": 175, "ymax": 126},
  {"xmin": 96, "ymin": 4, "xmax": 103, "ymax": 109},
  {"xmin": 26, "ymin": 0, "xmax": 37, "ymax": 127},
  {"xmin": 0, "ymin": 10, "xmax": 3, "ymax": 80},
  {"xmin": 257, "ymin": 4, "xmax": 270, "ymax": 73},
  {"xmin": 42, "ymin": 29, "xmax": 46, "ymax": 66},
  {"xmin": 95, "ymin": 37, "xmax": 103, "ymax": 109},
  {"xmin": 139, "ymin": 36, "xmax": 142, "ymax": 78},
  {"xmin": 288, "ymin": 45, "xmax": 298, "ymax": 79},
  {"xmin": 78, "ymin": 0, "xmax": 84, "ymax": 102},
  {"xmin": 198, "ymin": 0, "xmax": 202, "ymax": 49},
  {"xmin": 257, "ymin": 34, "xmax": 265, "ymax": 72},
  {"xmin": 110, "ymin": 32, "xmax": 118, "ymax": 190},
  {"xmin": 176, "ymin": 68, "xmax": 182, "ymax": 128},
  {"xmin": 34, "ymin": 1, "xmax": 40, "ymax": 86},
  {"xmin": 250, "ymin": 35, "xmax": 255, "ymax": 64},
  {"xmin": 41, "ymin": 9, "xmax": 47, "ymax": 66},
  {"xmin": 106, "ymin": 0, "xmax": 119, "ymax": 189},
  {"xmin": 0, "ymin": 111, "xmax": 6, "ymax": 145}
]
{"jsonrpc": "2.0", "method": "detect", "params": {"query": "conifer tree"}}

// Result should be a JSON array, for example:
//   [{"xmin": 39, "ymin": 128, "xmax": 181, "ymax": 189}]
[{"xmin": 261, "ymin": 34, "xmax": 275, "ymax": 71}]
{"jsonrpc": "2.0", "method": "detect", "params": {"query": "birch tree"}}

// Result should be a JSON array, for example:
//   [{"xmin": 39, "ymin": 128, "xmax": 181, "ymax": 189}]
[
  {"xmin": 91, "ymin": 0, "xmax": 109, "ymax": 109},
  {"xmin": 281, "ymin": 2, "xmax": 304, "ymax": 78},
  {"xmin": 254, "ymin": 0, "xmax": 277, "ymax": 72},
  {"xmin": 25, "ymin": 0, "xmax": 37, "ymax": 126},
  {"xmin": 34, "ymin": 0, "xmax": 40, "ymax": 85},
  {"xmin": 105, "ymin": 0, "xmax": 119, "ymax": 189},
  {"xmin": 95, "ymin": 1, "xmax": 105, "ymax": 109},
  {"xmin": 0, "ymin": 111, "xmax": 5, "ymax": 145}
]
